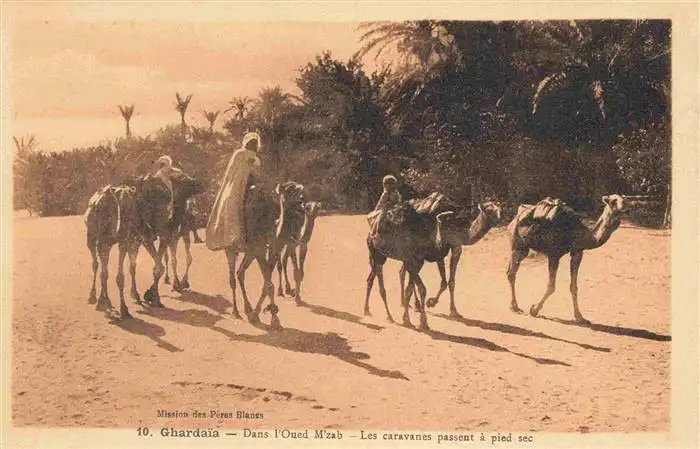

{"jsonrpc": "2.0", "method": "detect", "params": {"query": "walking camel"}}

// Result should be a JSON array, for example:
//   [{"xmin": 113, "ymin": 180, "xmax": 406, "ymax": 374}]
[
  {"xmin": 365, "ymin": 203, "xmax": 453, "ymax": 331},
  {"xmin": 84, "ymin": 175, "xmax": 171, "ymax": 319},
  {"xmin": 399, "ymin": 196, "xmax": 502, "ymax": 317},
  {"xmin": 141, "ymin": 170, "xmax": 203, "ymax": 306},
  {"xmin": 224, "ymin": 181, "xmax": 306, "ymax": 330},
  {"xmin": 277, "ymin": 201, "xmax": 323, "ymax": 303},
  {"xmin": 506, "ymin": 194, "xmax": 625, "ymax": 324}
]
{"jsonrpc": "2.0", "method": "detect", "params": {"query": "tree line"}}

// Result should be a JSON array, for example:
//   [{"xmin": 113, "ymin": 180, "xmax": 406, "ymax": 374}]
[{"xmin": 13, "ymin": 20, "xmax": 671, "ymax": 227}]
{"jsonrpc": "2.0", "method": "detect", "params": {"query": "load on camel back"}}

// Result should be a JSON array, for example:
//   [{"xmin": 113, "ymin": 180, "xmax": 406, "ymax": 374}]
[
  {"xmin": 367, "ymin": 191, "xmax": 457, "ymax": 239},
  {"xmin": 507, "ymin": 197, "xmax": 577, "ymax": 235}
]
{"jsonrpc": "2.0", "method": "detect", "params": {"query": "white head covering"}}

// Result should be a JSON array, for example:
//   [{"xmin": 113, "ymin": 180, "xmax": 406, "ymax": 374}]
[
  {"xmin": 155, "ymin": 155, "xmax": 173, "ymax": 170},
  {"xmin": 242, "ymin": 132, "xmax": 262, "ymax": 152}
]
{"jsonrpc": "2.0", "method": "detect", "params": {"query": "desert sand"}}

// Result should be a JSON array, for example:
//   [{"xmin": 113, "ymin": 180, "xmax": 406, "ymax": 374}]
[{"xmin": 11, "ymin": 212, "xmax": 670, "ymax": 432}]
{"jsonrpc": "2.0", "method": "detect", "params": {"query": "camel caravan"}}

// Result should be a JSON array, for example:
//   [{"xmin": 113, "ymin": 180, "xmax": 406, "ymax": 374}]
[{"xmin": 84, "ymin": 132, "xmax": 626, "ymax": 331}]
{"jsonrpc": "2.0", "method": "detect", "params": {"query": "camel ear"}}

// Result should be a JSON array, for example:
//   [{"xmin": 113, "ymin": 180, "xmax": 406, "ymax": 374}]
[
  {"xmin": 275, "ymin": 183, "xmax": 281, "ymax": 195},
  {"xmin": 478, "ymin": 203, "xmax": 484, "ymax": 213},
  {"xmin": 602, "ymin": 195, "xmax": 611, "ymax": 207}
]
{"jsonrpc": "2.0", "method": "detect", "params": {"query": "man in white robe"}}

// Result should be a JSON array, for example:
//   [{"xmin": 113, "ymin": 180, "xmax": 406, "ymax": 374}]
[{"xmin": 206, "ymin": 132, "xmax": 262, "ymax": 251}]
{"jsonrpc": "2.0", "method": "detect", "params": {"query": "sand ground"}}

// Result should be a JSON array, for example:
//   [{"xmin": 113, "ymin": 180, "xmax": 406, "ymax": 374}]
[{"xmin": 11, "ymin": 213, "xmax": 670, "ymax": 432}]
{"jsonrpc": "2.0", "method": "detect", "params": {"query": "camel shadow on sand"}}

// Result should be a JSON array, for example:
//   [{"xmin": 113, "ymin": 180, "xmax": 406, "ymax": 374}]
[
  {"xmin": 139, "ymin": 306, "xmax": 408, "ymax": 381},
  {"xmin": 171, "ymin": 290, "xmax": 232, "ymax": 315},
  {"xmin": 426, "ymin": 329, "xmax": 571, "ymax": 367},
  {"xmin": 108, "ymin": 315, "xmax": 183, "ymax": 353},
  {"xmin": 434, "ymin": 313, "xmax": 611, "ymax": 353},
  {"xmin": 541, "ymin": 316, "xmax": 672, "ymax": 342},
  {"xmin": 295, "ymin": 300, "xmax": 385, "ymax": 332}
]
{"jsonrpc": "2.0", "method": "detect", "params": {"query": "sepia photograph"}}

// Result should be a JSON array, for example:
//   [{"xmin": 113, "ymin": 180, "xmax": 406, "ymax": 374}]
[{"xmin": 2, "ymin": 2, "xmax": 698, "ymax": 448}]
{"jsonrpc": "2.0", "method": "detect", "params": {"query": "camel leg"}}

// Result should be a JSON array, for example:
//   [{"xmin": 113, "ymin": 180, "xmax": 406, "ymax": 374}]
[
  {"xmin": 530, "ymin": 254, "xmax": 561, "ymax": 317},
  {"xmin": 424, "ymin": 259, "xmax": 447, "ymax": 309},
  {"xmin": 569, "ymin": 250, "xmax": 589, "ymax": 324},
  {"xmin": 364, "ymin": 268, "xmax": 376, "ymax": 317},
  {"xmin": 88, "ymin": 241, "xmax": 98, "ymax": 304},
  {"xmin": 237, "ymin": 253, "xmax": 257, "ymax": 322},
  {"xmin": 259, "ymin": 255, "xmax": 282, "ymax": 330},
  {"xmin": 399, "ymin": 264, "xmax": 409, "ymax": 309},
  {"xmin": 376, "ymin": 266, "xmax": 394, "ymax": 323},
  {"xmin": 406, "ymin": 263, "xmax": 429, "ymax": 331},
  {"xmin": 128, "ymin": 240, "xmax": 141, "ymax": 304},
  {"xmin": 95, "ymin": 243, "xmax": 113, "ymax": 311},
  {"xmin": 180, "ymin": 233, "xmax": 192, "ymax": 290},
  {"xmin": 402, "ymin": 276, "xmax": 414, "ymax": 328},
  {"xmin": 289, "ymin": 249, "xmax": 303, "ymax": 305},
  {"xmin": 276, "ymin": 248, "xmax": 286, "ymax": 297},
  {"xmin": 507, "ymin": 248, "xmax": 528, "ymax": 313},
  {"xmin": 447, "ymin": 247, "xmax": 462, "ymax": 316},
  {"xmin": 225, "ymin": 247, "xmax": 242, "ymax": 319},
  {"xmin": 169, "ymin": 237, "xmax": 183, "ymax": 293},
  {"xmin": 143, "ymin": 239, "xmax": 166, "ymax": 307},
  {"xmin": 163, "ymin": 246, "xmax": 170, "ymax": 284},
  {"xmin": 298, "ymin": 243, "xmax": 308, "ymax": 282},
  {"xmin": 115, "ymin": 241, "xmax": 132, "ymax": 319},
  {"xmin": 283, "ymin": 247, "xmax": 295, "ymax": 297}
]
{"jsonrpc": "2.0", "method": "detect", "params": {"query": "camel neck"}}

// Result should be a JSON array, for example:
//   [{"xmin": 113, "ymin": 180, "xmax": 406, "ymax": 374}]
[
  {"xmin": 585, "ymin": 206, "xmax": 617, "ymax": 249},
  {"xmin": 465, "ymin": 211, "xmax": 491, "ymax": 245}
]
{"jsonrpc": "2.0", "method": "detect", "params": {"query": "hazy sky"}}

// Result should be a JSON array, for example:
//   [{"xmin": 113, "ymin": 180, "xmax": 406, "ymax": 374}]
[{"xmin": 6, "ymin": 3, "xmax": 370, "ymax": 151}]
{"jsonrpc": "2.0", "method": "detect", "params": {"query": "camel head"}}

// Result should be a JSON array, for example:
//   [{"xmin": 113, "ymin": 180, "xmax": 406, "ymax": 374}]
[
  {"xmin": 303, "ymin": 201, "xmax": 323, "ymax": 218},
  {"xmin": 275, "ymin": 181, "xmax": 305, "ymax": 207},
  {"xmin": 600, "ymin": 194, "xmax": 625, "ymax": 231},
  {"xmin": 477, "ymin": 201, "xmax": 503, "ymax": 226}
]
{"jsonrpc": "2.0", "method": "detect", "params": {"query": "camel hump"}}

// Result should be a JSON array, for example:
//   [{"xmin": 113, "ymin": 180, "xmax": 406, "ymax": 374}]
[
  {"xmin": 531, "ymin": 197, "xmax": 575, "ymax": 223},
  {"xmin": 410, "ymin": 192, "xmax": 455, "ymax": 215}
]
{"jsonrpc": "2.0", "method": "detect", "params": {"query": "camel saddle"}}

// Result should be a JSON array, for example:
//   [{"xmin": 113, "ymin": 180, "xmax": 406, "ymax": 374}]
[
  {"xmin": 408, "ymin": 192, "xmax": 457, "ymax": 216},
  {"xmin": 515, "ymin": 197, "xmax": 574, "ymax": 225}
]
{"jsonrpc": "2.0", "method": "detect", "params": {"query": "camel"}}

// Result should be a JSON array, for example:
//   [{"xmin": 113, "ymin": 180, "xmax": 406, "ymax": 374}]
[
  {"xmin": 399, "ymin": 199, "xmax": 502, "ymax": 317},
  {"xmin": 276, "ymin": 201, "xmax": 323, "ymax": 303},
  {"xmin": 224, "ymin": 181, "xmax": 306, "ymax": 330},
  {"xmin": 364, "ymin": 203, "xmax": 452, "ymax": 331},
  {"xmin": 142, "ymin": 170, "xmax": 203, "ymax": 306},
  {"xmin": 84, "ymin": 175, "xmax": 171, "ymax": 319},
  {"xmin": 506, "ymin": 194, "xmax": 625, "ymax": 324}
]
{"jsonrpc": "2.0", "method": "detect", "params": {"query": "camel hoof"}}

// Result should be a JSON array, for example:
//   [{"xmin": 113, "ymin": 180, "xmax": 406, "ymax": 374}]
[
  {"xmin": 386, "ymin": 316, "xmax": 395, "ymax": 324},
  {"xmin": 402, "ymin": 318, "xmax": 414, "ymax": 329},
  {"xmin": 575, "ymin": 316, "xmax": 591, "ymax": 325},
  {"xmin": 450, "ymin": 310, "xmax": 463, "ymax": 319},
  {"xmin": 172, "ymin": 280, "xmax": 183, "ymax": 293},
  {"xmin": 120, "ymin": 309, "xmax": 133, "ymax": 320},
  {"xmin": 270, "ymin": 316, "xmax": 283, "ymax": 331},
  {"xmin": 231, "ymin": 309, "xmax": 243, "ymax": 320},
  {"xmin": 164, "ymin": 276, "xmax": 170, "ymax": 285},
  {"xmin": 511, "ymin": 305, "xmax": 523, "ymax": 314},
  {"xmin": 132, "ymin": 293, "xmax": 142, "ymax": 304},
  {"xmin": 286, "ymin": 288, "xmax": 296, "ymax": 297},
  {"xmin": 181, "ymin": 279, "xmax": 190, "ymax": 290},
  {"xmin": 295, "ymin": 298, "xmax": 303, "ymax": 307},
  {"xmin": 426, "ymin": 297, "xmax": 439, "ymax": 308},
  {"xmin": 264, "ymin": 304, "xmax": 279, "ymax": 315},
  {"xmin": 419, "ymin": 322, "xmax": 430, "ymax": 332},
  {"xmin": 529, "ymin": 305, "xmax": 540, "ymax": 317},
  {"xmin": 364, "ymin": 309, "xmax": 372, "ymax": 317},
  {"xmin": 95, "ymin": 300, "xmax": 113, "ymax": 312},
  {"xmin": 277, "ymin": 289, "xmax": 285, "ymax": 297},
  {"xmin": 88, "ymin": 293, "xmax": 97, "ymax": 305}
]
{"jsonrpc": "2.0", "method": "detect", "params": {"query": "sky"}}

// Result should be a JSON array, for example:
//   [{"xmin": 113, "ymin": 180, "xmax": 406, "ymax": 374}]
[{"xmin": 5, "ymin": 3, "xmax": 373, "ymax": 152}]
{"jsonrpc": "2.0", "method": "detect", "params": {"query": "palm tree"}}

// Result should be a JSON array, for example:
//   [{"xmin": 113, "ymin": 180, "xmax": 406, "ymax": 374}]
[
  {"xmin": 175, "ymin": 93, "xmax": 193, "ymax": 135},
  {"xmin": 224, "ymin": 96, "xmax": 253, "ymax": 121},
  {"xmin": 202, "ymin": 109, "xmax": 220, "ymax": 133},
  {"xmin": 118, "ymin": 105, "xmax": 135, "ymax": 138}
]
